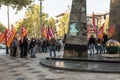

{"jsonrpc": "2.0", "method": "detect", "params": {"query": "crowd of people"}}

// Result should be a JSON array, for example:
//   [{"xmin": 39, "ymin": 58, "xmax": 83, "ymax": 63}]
[
  {"xmin": 8, "ymin": 36, "xmax": 64, "ymax": 58},
  {"xmin": 6, "ymin": 33, "xmax": 108, "ymax": 58},
  {"xmin": 88, "ymin": 33, "xmax": 108, "ymax": 55}
]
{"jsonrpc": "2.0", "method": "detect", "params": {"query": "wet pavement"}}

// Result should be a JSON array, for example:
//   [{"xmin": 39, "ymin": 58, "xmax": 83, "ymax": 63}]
[
  {"xmin": 0, "ymin": 49, "xmax": 120, "ymax": 80},
  {"xmin": 40, "ymin": 58, "xmax": 120, "ymax": 73},
  {"xmin": 40, "ymin": 50, "xmax": 120, "ymax": 73}
]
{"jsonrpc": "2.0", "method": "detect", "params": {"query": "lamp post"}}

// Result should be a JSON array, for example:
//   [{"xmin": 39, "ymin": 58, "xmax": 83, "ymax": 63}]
[
  {"xmin": 6, "ymin": 5, "xmax": 10, "ymax": 55},
  {"xmin": 7, "ymin": 6, "xmax": 10, "ymax": 29},
  {"xmin": 39, "ymin": 0, "xmax": 43, "ymax": 38}
]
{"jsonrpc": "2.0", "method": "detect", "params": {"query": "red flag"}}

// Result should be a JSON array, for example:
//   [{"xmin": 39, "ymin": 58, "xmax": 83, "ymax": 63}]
[
  {"xmin": 98, "ymin": 23, "xmax": 104, "ymax": 39},
  {"xmin": 21, "ymin": 26, "xmax": 28, "ymax": 39},
  {"xmin": 47, "ymin": 27, "xmax": 54, "ymax": 41},
  {"xmin": 87, "ymin": 26, "xmax": 91, "ymax": 40},
  {"xmin": 11, "ymin": 24, "xmax": 16, "ymax": 33},
  {"xmin": 92, "ymin": 12, "xmax": 97, "ymax": 32},
  {"xmin": 48, "ymin": 27, "xmax": 54, "ymax": 37},
  {"xmin": 87, "ymin": 26, "xmax": 91, "ymax": 33},
  {"xmin": 5, "ymin": 29, "xmax": 12, "ymax": 47},
  {"xmin": 42, "ymin": 25, "xmax": 47, "ymax": 38},
  {"xmin": 5, "ymin": 25, "xmax": 17, "ymax": 47},
  {"xmin": 0, "ymin": 32, "xmax": 5, "ymax": 43},
  {"xmin": 7, "ymin": 26, "xmax": 16, "ymax": 46},
  {"xmin": 108, "ymin": 24, "xmax": 116, "ymax": 38}
]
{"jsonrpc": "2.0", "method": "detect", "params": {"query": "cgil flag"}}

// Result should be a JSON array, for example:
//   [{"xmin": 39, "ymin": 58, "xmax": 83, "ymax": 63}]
[
  {"xmin": 97, "ymin": 23, "xmax": 104, "ymax": 39},
  {"xmin": 47, "ymin": 27, "xmax": 54, "ymax": 41},
  {"xmin": 104, "ymin": 17, "xmax": 109, "ymax": 33},
  {"xmin": 87, "ymin": 26, "xmax": 91, "ymax": 33},
  {"xmin": 108, "ymin": 24, "xmax": 116, "ymax": 38},
  {"xmin": 92, "ymin": 12, "xmax": 97, "ymax": 33},
  {"xmin": 5, "ymin": 25, "xmax": 16, "ymax": 47},
  {"xmin": 5, "ymin": 29, "xmax": 12, "ymax": 47},
  {"xmin": 21, "ymin": 26, "xmax": 28, "ymax": 39},
  {"xmin": 41, "ymin": 25, "xmax": 47, "ymax": 38},
  {"xmin": 87, "ymin": 26, "xmax": 91, "ymax": 39},
  {"xmin": 0, "ymin": 32, "xmax": 5, "ymax": 43},
  {"xmin": 7, "ymin": 26, "xmax": 16, "ymax": 47}
]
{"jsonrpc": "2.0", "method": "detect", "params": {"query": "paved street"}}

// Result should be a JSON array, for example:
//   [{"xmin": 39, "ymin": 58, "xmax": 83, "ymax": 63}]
[{"xmin": 0, "ymin": 49, "xmax": 120, "ymax": 80}]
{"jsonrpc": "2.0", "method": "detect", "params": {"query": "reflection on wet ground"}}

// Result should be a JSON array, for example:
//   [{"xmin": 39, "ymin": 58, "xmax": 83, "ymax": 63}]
[
  {"xmin": 40, "ymin": 58, "xmax": 120, "ymax": 73},
  {"xmin": 40, "ymin": 53, "xmax": 120, "ymax": 73},
  {"xmin": 53, "ymin": 53, "xmax": 120, "ymax": 62}
]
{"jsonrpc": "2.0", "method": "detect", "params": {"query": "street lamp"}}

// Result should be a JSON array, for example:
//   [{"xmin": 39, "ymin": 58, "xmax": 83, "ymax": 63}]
[
  {"xmin": 7, "ymin": 5, "xmax": 10, "ymax": 29},
  {"xmin": 39, "ymin": 0, "xmax": 43, "ymax": 38},
  {"xmin": 5, "ymin": 5, "xmax": 10, "ymax": 55}
]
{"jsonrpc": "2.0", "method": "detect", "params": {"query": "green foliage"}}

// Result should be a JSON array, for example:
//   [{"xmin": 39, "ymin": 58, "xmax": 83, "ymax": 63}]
[
  {"xmin": 58, "ymin": 12, "xmax": 70, "ymax": 38},
  {"xmin": 106, "ymin": 46, "xmax": 120, "ymax": 54},
  {"xmin": 17, "ymin": 4, "xmax": 55, "ymax": 38},
  {"xmin": 0, "ymin": 23, "xmax": 6, "ymax": 32},
  {"xmin": 0, "ymin": 0, "xmax": 32, "ymax": 11},
  {"xmin": 25, "ymin": 4, "xmax": 48, "ymax": 38},
  {"xmin": 16, "ymin": 20, "xmax": 23, "ymax": 32},
  {"xmin": 47, "ymin": 17, "xmax": 56, "ymax": 31}
]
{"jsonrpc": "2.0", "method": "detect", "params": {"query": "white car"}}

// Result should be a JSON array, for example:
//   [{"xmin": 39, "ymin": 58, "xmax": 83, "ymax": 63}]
[{"xmin": 0, "ymin": 43, "xmax": 6, "ymax": 49}]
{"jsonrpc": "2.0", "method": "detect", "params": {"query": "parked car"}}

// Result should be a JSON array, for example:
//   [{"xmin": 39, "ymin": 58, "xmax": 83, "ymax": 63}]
[{"xmin": 0, "ymin": 42, "xmax": 6, "ymax": 49}]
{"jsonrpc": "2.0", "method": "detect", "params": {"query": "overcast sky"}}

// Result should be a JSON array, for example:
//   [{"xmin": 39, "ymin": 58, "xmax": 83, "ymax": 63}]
[{"xmin": 0, "ymin": 0, "xmax": 110, "ymax": 27}]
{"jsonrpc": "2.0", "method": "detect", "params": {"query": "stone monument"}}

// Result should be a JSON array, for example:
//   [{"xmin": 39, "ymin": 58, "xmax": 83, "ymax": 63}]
[
  {"xmin": 109, "ymin": 0, "xmax": 120, "ymax": 42},
  {"xmin": 63, "ymin": 0, "xmax": 87, "ymax": 58}
]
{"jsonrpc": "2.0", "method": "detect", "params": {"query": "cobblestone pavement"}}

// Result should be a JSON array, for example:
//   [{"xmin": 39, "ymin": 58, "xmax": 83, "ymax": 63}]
[{"xmin": 0, "ymin": 50, "xmax": 120, "ymax": 80}]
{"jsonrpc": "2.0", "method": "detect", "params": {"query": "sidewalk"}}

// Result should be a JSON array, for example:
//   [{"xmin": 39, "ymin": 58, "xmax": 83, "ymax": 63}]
[{"xmin": 0, "ymin": 51, "xmax": 120, "ymax": 80}]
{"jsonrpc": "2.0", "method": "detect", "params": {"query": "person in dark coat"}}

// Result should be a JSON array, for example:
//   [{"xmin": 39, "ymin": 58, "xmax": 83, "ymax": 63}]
[
  {"xmin": 19, "ymin": 39, "xmax": 24, "ymax": 58},
  {"xmin": 29, "ymin": 38, "xmax": 36, "ymax": 58},
  {"xmin": 102, "ymin": 33, "xmax": 108, "ymax": 53},
  {"xmin": 88, "ymin": 35, "xmax": 96, "ymax": 55},
  {"xmin": 12, "ymin": 37, "xmax": 18, "ymax": 57},
  {"xmin": 23, "ymin": 36, "xmax": 28, "ymax": 57},
  {"xmin": 96, "ymin": 37, "xmax": 102, "ymax": 54},
  {"xmin": 49, "ymin": 37, "xmax": 56, "ymax": 57}
]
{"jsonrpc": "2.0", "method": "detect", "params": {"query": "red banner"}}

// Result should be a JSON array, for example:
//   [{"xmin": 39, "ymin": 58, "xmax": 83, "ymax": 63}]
[
  {"xmin": 92, "ymin": 12, "xmax": 97, "ymax": 33},
  {"xmin": 0, "ymin": 32, "xmax": 5, "ymax": 43},
  {"xmin": 42, "ymin": 25, "xmax": 47, "ymax": 38},
  {"xmin": 5, "ymin": 26, "xmax": 16, "ymax": 47},
  {"xmin": 21, "ymin": 26, "xmax": 28, "ymax": 39},
  {"xmin": 108, "ymin": 24, "xmax": 116, "ymax": 38},
  {"xmin": 87, "ymin": 26, "xmax": 91, "ymax": 33},
  {"xmin": 97, "ymin": 23, "xmax": 104, "ymax": 39},
  {"xmin": 5, "ymin": 29, "xmax": 12, "ymax": 47},
  {"xmin": 47, "ymin": 27, "xmax": 54, "ymax": 41}
]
